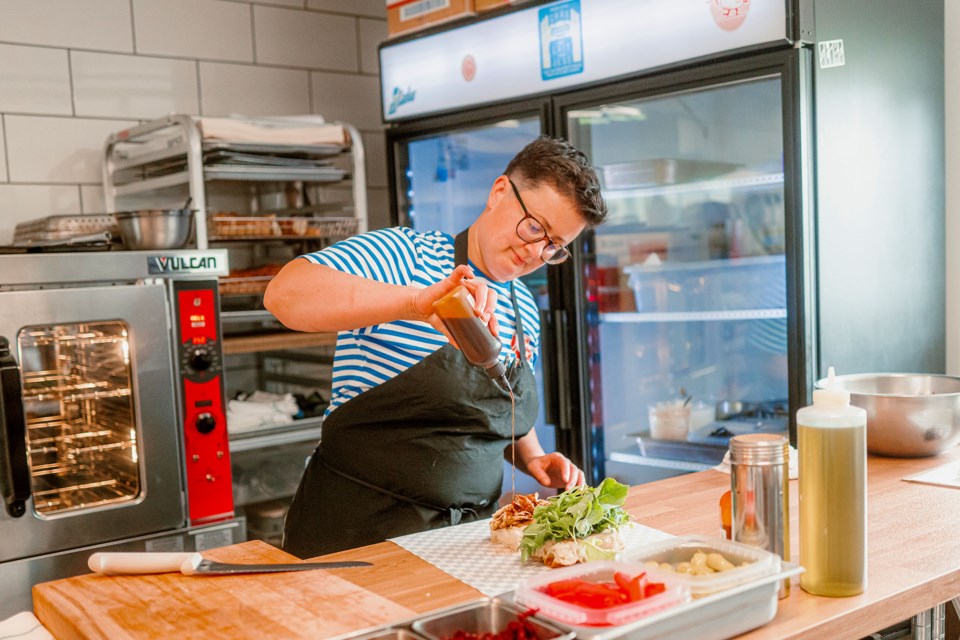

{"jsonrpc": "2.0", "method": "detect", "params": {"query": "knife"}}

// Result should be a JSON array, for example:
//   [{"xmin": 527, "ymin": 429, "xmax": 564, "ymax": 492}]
[{"xmin": 88, "ymin": 552, "xmax": 371, "ymax": 576}]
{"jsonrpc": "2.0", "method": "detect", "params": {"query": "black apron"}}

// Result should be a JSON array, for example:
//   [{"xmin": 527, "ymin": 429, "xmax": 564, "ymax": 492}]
[{"xmin": 282, "ymin": 230, "xmax": 538, "ymax": 558}]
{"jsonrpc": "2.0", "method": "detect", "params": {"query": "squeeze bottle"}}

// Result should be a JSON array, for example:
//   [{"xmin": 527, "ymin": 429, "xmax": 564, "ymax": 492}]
[
  {"xmin": 432, "ymin": 286, "xmax": 510, "ymax": 391},
  {"xmin": 797, "ymin": 366, "xmax": 867, "ymax": 596}
]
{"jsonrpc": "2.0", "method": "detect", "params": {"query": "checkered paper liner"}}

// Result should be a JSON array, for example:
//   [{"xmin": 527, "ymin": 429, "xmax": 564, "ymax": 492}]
[{"xmin": 388, "ymin": 519, "xmax": 675, "ymax": 597}]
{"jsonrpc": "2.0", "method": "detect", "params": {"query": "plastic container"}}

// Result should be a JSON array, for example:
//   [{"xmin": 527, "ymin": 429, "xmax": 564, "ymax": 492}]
[
  {"xmin": 432, "ymin": 285, "xmax": 509, "ymax": 390},
  {"xmin": 648, "ymin": 401, "xmax": 690, "ymax": 441},
  {"xmin": 513, "ymin": 560, "xmax": 689, "ymax": 627},
  {"xmin": 797, "ymin": 366, "xmax": 867, "ymax": 597},
  {"xmin": 622, "ymin": 535, "xmax": 780, "ymax": 599}
]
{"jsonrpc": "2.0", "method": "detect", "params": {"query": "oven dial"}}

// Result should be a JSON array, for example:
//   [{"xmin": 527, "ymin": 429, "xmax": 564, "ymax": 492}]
[
  {"xmin": 195, "ymin": 412, "xmax": 217, "ymax": 434},
  {"xmin": 189, "ymin": 348, "xmax": 213, "ymax": 372}
]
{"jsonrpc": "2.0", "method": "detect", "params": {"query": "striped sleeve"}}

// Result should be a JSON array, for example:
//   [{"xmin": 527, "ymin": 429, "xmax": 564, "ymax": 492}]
[{"xmin": 300, "ymin": 227, "xmax": 418, "ymax": 286}]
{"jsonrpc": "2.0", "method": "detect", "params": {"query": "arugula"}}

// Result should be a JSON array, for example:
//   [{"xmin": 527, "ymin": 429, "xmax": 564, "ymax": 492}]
[{"xmin": 518, "ymin": 477, "xmax": 632, "ymax": 562}]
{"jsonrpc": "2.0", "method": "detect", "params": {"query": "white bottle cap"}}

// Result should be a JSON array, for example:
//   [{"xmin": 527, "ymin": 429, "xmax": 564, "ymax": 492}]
[{"xmin": 812, "ymin": 366, "xmax": 850, "ymax": 408}]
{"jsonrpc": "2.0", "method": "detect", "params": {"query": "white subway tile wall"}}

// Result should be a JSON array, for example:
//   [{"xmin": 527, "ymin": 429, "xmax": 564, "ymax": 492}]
[
  {"xmin": 199, "ymin": 63, "xmax": 310, "ymax": 116},
  {"xmin": 0, "ymin": 0, "xmax": 390, "ymax": 242},
  {"xmin": 0, "ymin": 118, "xmax": 7, "ymax": 181},
  {"xmin": 5, "ymin": 116, "xmax": 135, "ymax": 183},
  {"xmin": 72, "ymin": 51, "xmax": 200, "ymax": 119},
  {"xmin": 0, "ymin": 0, "xmax": 134, "ymax": 52},
  {"xmin": 253, "ymin": 6, "xmax": 358, "ymax": 70},
  {"xmin": 0, "ymin": 44, "xmax": 72, "ymax": 115}
]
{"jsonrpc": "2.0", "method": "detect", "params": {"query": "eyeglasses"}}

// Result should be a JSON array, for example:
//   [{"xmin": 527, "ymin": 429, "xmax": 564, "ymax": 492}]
[{"xmin": 508, "ymin": 179, "xmax": 572, "ymax": 265}]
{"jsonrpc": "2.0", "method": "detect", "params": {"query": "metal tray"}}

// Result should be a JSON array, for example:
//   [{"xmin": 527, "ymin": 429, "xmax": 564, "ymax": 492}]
[{"xmin": 338, "ymin": 564, "xmax": 801, "ymax": 640}]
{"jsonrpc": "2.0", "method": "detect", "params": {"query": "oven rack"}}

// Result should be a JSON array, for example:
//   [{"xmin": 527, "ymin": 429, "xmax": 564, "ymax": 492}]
[
  {"xmin": 30, "ymin": 472, "xmax": 138, "ymax": 513},
  {"xmin": 21, "ymin": 372, "xmax": 132, "ymax": 403}
]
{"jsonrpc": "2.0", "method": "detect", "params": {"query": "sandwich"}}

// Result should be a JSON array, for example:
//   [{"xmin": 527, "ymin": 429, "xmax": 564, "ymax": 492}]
[
  {"xmin": 518, "ymin": 478, "xmax": 632, "ymax": 568},
  {"xmin": 490, "ymin": 493, "xmax": 548, "ymax": 551}
]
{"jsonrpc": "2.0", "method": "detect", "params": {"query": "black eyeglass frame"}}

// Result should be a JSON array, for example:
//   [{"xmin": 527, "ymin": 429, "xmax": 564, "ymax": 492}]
[{"xmin": 507, "ymin": 178, "xmax": 572, "ymax": 265}]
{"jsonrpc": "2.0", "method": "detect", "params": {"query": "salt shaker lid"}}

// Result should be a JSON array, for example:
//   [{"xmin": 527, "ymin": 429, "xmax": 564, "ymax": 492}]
[{"xmin": 730, "ymin": 433, "xmax": 789, "ymax": 465}]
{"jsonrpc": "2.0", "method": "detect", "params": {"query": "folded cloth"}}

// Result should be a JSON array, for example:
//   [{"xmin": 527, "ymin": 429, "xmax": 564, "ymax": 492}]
[
  {"xmin": 227, "ymin": 391, "xmax": 301, "ymax": 434},
  {"xmin": 195, "ymin": 116, "xmax": 347, "ymax": 146},
  {"xmin": 0, "ymin": 612, "xmax": 54, "ymax": 640},
  {"xmin": 713, "ymin": 444, "xmax": 799, "ymax": 480}
]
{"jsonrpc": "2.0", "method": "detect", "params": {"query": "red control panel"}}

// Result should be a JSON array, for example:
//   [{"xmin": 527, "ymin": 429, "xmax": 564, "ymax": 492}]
[{"xmin": 174, "ymin": 282, "xmax": 233, "ymax": 524}]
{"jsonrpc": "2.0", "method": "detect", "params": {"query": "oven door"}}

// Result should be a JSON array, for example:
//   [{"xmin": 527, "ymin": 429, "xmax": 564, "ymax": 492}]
[{"xmin": 0, "ymin": 282, "xmax": 185, "ymax": 562}]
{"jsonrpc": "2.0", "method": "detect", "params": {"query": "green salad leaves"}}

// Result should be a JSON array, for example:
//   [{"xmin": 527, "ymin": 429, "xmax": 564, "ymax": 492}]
[{"xmin": 518, "ymin": 478, "xmax": 632, "ymax": 562}]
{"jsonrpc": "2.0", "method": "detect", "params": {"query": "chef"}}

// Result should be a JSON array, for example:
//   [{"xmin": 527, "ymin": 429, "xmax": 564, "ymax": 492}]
[{"xmin": 264, "ymin": 136, "xmax": 608, "ymax": 557}]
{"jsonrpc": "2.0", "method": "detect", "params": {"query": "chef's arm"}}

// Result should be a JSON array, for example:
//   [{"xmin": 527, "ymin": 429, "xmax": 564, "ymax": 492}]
[
  {"xmin": 264, "ymin": 259, "xmax": 497, "ymax": 336},
  {"xmin": 507, "ymin": 428, "xmax": 585, "ymax": 490}
]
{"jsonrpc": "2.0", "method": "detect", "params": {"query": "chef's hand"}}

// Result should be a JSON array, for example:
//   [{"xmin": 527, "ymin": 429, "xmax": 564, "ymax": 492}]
[
  {"xmin": 525, "ymin": 453, "xmax": 585, "ymax": 491},
  {"xmin": 412, "ymin": 265, "xmax": 499, "ymax": 346}
]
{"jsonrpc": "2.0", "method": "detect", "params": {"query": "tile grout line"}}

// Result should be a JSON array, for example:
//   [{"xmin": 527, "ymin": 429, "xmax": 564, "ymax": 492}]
[{"xmin": 1, "ymin": 115, "xmax": 9, "ymax": 183}]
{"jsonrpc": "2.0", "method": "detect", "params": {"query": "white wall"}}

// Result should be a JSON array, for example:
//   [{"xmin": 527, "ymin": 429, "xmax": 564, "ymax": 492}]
[
  {"xmin": 946, "ymin": 1, "xmax": 959, "ymax": 374},
  {"xmin": 0, "ymin": 0, "xmax": 391, "ymax": 244}
]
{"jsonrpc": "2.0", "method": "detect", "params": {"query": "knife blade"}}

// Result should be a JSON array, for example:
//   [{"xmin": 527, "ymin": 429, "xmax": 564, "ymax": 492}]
[{"xmin": 87, "ymin": 552, "xmax": 371, "ymax": 576}]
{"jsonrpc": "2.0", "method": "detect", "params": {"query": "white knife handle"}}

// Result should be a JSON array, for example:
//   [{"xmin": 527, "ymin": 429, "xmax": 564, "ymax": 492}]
[{"xmin": 88, "ymin": 552, "xmax": 201, "ymax": 575}]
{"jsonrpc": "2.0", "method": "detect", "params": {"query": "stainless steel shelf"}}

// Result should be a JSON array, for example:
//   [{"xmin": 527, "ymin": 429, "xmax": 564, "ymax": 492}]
[
  {"xmin": 602, "ymin": 172, "xmax": 784, "ymax": 200},
  {"xmin": 608, "ymin": 450, "xmax": 713, "ymax": 472},
  {"xmin": 601, "ymin": 308, "xmax": 787, "ymax": 323},
  {"xmin": 228, "ymin": 417, "xmax": 322, "ymax": 452},
  {"xmin": 220, "ymin": 309, "xmax": 277, "ymax": 323}
]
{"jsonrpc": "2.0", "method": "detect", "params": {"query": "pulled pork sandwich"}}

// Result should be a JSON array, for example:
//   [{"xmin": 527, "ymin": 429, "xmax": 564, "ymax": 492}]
[
  {"xmin": 519, "ymin": 478, "xmax": 632, "ymax": 568},
  {"xmin": 490, "ymin": 493, "xmax": 549, "ymax": 551}
]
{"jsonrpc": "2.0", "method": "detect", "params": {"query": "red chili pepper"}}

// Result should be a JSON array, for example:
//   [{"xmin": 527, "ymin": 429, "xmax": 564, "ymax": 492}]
[{"xmin": 644, "ymin": 582, "xmax": 666, "ymax": 598}]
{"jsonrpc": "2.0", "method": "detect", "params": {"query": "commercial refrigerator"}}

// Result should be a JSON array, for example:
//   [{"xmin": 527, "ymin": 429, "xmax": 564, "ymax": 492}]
[{"xmin": 379, "ymin": 0, "xmax": 944, "ymax": 486}]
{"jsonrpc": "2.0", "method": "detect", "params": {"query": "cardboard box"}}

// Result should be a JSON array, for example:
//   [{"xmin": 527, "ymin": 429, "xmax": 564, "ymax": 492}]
[
  {"xmin": 387, "ymin": 0, "xmax": 476, "ymax": 37},
  {"xmin": 475, "ymin": 0, "xmax": 529, "ymax": 12}
]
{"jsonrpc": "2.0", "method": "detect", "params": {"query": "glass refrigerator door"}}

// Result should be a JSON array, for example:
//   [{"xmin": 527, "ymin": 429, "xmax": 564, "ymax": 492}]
[
  {"xmin": 567, "ymin": 77, "xmax": 789, "ymax": 484},
  {"xmin": 395, "ymin": 116, "xmax": 552, "ymax": 497}
]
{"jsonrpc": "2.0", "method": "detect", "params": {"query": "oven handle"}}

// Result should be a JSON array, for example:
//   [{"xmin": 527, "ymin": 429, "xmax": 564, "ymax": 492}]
[{"xmin": 0, "ymin": 337, "xmax": 30, "ymax": 518}]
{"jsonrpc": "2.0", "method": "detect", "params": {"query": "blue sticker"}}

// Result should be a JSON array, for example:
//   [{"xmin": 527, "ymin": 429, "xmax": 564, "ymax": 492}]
[{"xmin": 539, "ymin": 0, "xmax": 584, "ymax": 81}]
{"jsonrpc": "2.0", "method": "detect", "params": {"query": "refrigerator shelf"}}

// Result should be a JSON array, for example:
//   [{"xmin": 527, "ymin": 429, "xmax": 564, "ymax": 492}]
[
  {"xmin": 601, "ymin": 309, "xmax": 787, "ymax": 323},
  {"xmin": 601, "ymin": 172, "xmax": 784, "ymax": 200}
]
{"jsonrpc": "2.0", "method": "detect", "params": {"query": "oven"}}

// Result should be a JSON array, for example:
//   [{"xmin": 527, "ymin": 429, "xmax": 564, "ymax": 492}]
[{"xmin": 0, "ymin": 250, "xmax": 243, "ymax": 616}]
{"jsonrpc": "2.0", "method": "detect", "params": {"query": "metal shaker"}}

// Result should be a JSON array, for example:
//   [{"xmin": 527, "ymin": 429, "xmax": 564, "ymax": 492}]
[{"xmin": 729, "ymin": 433, "xmax": 790, "ymax": 598}]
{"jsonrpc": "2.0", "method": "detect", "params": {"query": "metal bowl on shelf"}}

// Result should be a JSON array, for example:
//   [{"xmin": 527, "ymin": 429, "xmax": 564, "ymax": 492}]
[
  {"xmin": 815, "ymin": 373, "xmax": 960, "ymax": 457},
  {"xmin": 116, "ymin": 209, "xmax": 194, "ymax": 250}
]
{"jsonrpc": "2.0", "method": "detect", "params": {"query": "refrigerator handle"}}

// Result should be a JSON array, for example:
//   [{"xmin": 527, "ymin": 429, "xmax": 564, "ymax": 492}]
[
  {"xmin": 540, "ymin": 309, "xmax": 572, "ymax": 430},
  {"xmin": 0, "ymin": 337, "xmax": 30, "ymax": 518},
  {"xmin": 539, "ymin": 309, "xmax": 560, "ymax": 427}
]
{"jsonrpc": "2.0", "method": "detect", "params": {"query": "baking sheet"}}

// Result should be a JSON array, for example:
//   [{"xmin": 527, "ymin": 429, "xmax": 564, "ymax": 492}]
[
  {"xmin": 903, "ymin": 460, "xmax": 960, "ymax": 489},
  {"xmin": 389, "ymin": 519, "xmax": 674, "ymax": 597}
]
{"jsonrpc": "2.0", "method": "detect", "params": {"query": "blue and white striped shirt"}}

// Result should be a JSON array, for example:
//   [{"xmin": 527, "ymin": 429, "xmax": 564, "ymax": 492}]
[{"xmin": 300, "ymin": 227, "xmax": 541, "ymax": 415}]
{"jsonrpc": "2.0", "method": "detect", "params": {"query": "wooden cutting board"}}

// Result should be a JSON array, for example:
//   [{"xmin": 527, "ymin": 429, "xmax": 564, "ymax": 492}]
[{"xmin": 33, "ymin": 540, "xmax": 416, "ymax": 640}]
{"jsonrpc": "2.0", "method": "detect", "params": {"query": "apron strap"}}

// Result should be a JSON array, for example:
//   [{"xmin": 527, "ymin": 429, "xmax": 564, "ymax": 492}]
[
  {"xmin": 454, "ymin": 228, "xmax": 530, "ymax": 365},
  {"xmin": 317, "ymin": 455, "xmax": 479, "ymax": 526}
]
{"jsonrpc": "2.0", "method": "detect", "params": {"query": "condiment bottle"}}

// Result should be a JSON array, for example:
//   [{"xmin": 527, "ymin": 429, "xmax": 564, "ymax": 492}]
[
  {"xmin": 729, "ymin": 433, "xmax": 790, "ymax": 599},
  {"xmin": 432, "ymin": 285, "xmax": 510, "ymax": 391},
  {"xmin": 797, "ymin": 366, "xmax": 867, "ymax": 596},
  {"xmin": 719, "ymin": 489, "xmax": 732, "ymax": 540}
]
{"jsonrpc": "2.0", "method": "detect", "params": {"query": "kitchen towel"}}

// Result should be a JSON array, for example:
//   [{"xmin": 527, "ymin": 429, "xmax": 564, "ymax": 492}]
[{"xmin": 0, "ymin": 612, "xmax": 54, "ymax": 640}]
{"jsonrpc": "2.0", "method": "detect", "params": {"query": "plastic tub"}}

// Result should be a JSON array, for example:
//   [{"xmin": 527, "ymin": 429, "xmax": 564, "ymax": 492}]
[
  {"xmin": 622, "ymin": 535, "xmax": 780, "ymax": 598},
  {"xmin": 513, "ymin": 560, "xmax": 689, "ymax": 627}
]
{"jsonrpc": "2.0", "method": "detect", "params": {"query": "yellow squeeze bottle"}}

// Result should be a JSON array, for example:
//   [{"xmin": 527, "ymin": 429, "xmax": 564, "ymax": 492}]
[{"xmin": 797, "ymin": 366, "xmax": 867, "ymax": 596}]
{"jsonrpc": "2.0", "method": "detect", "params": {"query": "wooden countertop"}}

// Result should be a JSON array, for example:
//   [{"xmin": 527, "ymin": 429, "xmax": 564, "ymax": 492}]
[{"xmin": 34, "ymin": 448, "xmax": 960, "ymax": 639}]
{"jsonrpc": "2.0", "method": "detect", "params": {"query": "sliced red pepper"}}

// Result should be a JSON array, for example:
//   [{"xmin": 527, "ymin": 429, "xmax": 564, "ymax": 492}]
[
  {"xmin": 613, "ymin": 571, "xmax": 632, "ymax": 594},
  {"xmin": 627, "ymin": 572, "xmax": 647, "ymax": 602},
  {"xmin": 644, "ymin": 582, "xmax": 666, "ymax": 598}
]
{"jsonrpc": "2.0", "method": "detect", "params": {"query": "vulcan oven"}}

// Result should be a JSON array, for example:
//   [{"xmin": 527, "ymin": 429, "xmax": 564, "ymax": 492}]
[{"xmin": 0, "ymin": 250, "xmax": 243, "ymax": 616}]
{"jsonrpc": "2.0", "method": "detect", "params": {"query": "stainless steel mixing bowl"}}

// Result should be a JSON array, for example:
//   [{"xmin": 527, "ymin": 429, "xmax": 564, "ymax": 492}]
[
  {"xmin": 116, "ymin": 209, "xmax": 193, "ymax": 250},
  {"xmin": 815, "ymin": 373, "xmax": 960, "ymax": 457}
]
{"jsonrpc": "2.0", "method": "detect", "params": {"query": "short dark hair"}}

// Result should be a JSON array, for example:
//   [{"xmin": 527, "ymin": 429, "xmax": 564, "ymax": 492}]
[{"xmin": 504, "ymin": 136, "xmax": 607, "ymax": 228}]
